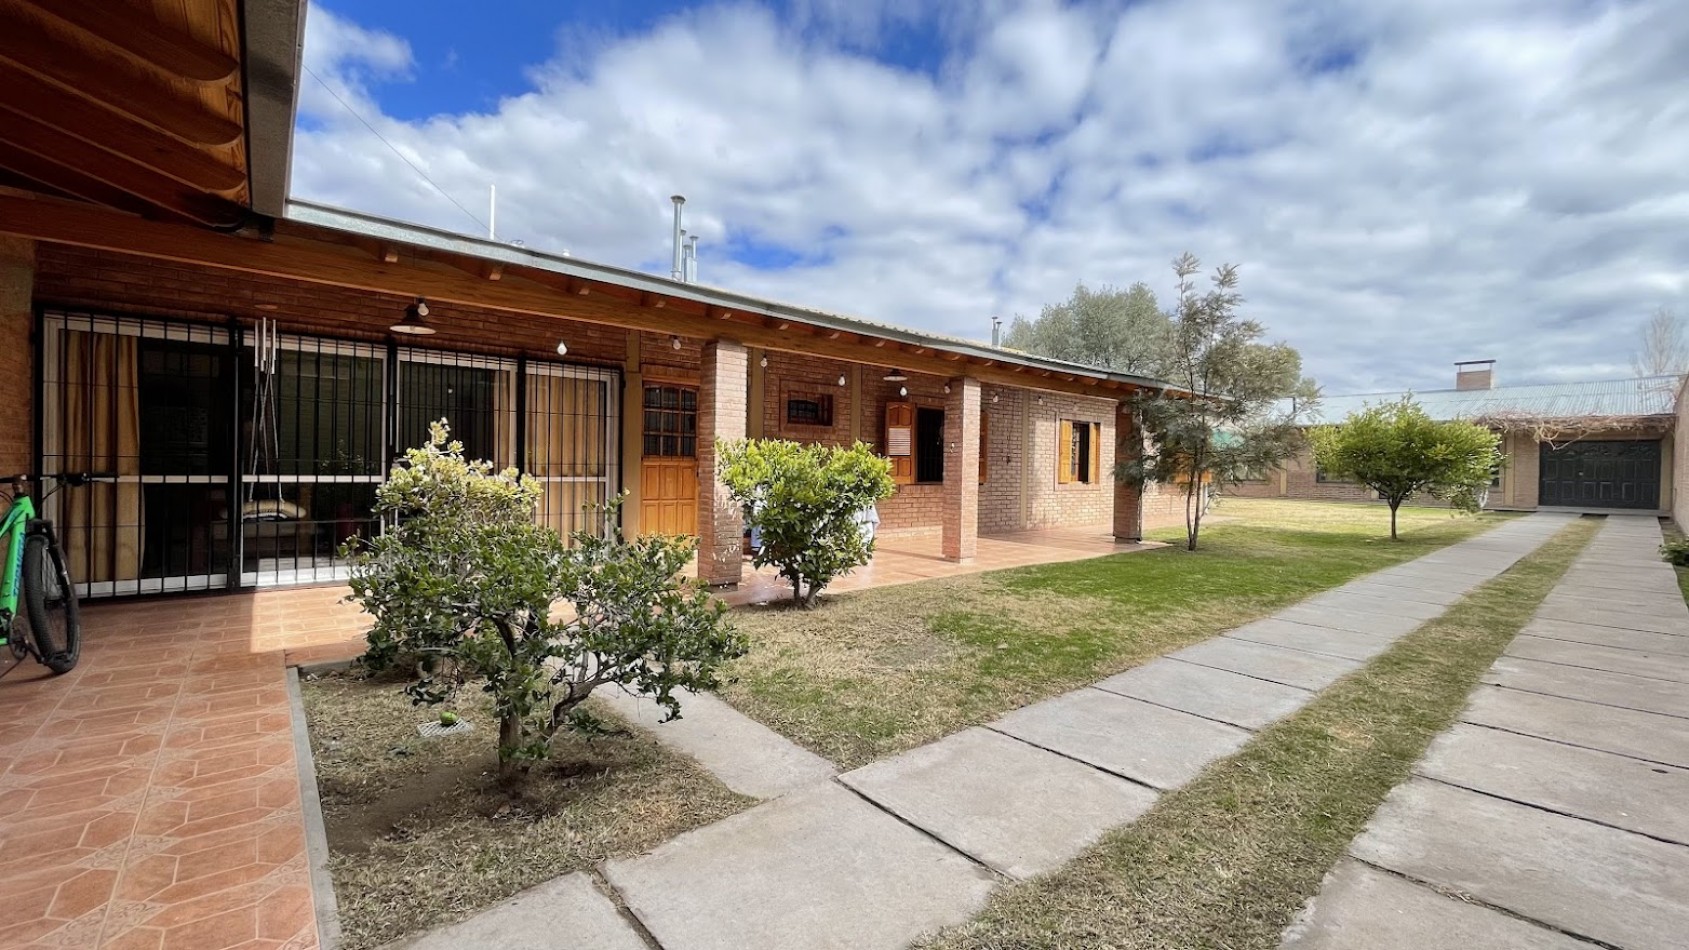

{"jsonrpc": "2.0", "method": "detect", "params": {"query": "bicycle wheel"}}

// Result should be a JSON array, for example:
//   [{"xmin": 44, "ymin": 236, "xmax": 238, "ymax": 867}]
[{"xmin": 23, "ymin": 532, "xmax": 80, "ymax": 675}]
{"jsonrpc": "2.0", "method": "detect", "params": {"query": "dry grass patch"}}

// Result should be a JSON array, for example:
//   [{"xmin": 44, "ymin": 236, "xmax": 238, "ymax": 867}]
[
  {"xmin": 919, "ymin": 515, "xmax": 1598, "ymax": 950},
  {"xmin": 302, "ymin": 671, "xmax": 753, "ymax": 950},
  {"xmin": 722, "ymin": 499, "xmax": 1514, "ymax": 769}
]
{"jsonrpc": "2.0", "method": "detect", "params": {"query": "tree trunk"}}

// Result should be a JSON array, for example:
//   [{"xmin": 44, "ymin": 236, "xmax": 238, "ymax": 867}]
[
  {"xmin": 498, "ymin": 714, "xmax": 522, "ymax": 781},
  {"xmin": 1389, "ymin": 500, "xmax": 1400, "ymax": 541}
]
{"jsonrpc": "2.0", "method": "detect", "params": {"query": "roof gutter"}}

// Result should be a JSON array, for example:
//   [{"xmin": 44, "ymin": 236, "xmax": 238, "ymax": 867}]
[{"xmin": 242, "ymin": 0, "xmax": 307, "ymax": 218}]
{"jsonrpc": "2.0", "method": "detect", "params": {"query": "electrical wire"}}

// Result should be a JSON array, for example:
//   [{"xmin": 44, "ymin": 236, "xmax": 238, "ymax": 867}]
[{"xmin": 302, "ymin": 64, "xmax": 490, "ymax": 235}]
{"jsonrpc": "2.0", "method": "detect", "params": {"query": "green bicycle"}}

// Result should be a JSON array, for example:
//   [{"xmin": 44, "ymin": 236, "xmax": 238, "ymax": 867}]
[{"xmin": 1, "ymin": 473, "xmax": 99, "ymax": 675}]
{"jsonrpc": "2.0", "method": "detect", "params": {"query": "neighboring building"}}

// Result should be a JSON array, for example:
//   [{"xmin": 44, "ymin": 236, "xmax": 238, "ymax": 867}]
[
  {"xmin": 1231, "ymin": 361, "xmax": 1683, "ymax": 515},
  {"xmin": 0, "ymin": 0, "xmax": 1185, "ymax": 600}
]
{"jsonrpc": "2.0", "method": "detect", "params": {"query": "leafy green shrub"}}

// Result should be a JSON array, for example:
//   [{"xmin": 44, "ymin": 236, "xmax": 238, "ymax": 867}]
[
  {"xmin": 345, "ymin": 421, "xmax": 744, "ymax": 779},
  {"xmin": 717, "ymin": 438, "xmax": 896, "ymax": 607},
  {"xmin": 1310, "ymin": 397, "xmax": 1502, "ymax": 540},
  {"xmin": 1661, "ymin": 536, "xmax": 1689, "ymax": 567}
]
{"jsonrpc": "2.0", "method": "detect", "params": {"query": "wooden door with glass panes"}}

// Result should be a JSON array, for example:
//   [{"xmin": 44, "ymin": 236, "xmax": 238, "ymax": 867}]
[{"xmin": 639, "ymin": 384, "xmax": 698, "ymax": 536}]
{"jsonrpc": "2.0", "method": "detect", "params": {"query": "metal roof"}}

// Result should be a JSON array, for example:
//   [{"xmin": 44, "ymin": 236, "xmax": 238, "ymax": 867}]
[
  {"xmin": 1306, "ymin": 376, "xmax": 1683, "ymax": 424},
  {"xmin": 283, "ymin": 200, "xmax": 1178, "ymax": 393}
]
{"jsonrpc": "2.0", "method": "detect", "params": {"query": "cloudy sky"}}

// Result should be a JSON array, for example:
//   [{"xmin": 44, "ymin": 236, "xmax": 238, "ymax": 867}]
[{"xmin": 291, "ymin": 0, "xmax": 1688, "ymax": 394}]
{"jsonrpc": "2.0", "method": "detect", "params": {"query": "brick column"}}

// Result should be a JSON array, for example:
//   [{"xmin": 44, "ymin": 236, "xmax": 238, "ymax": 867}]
[
  {"xmin": 942, "ymin": 377, "xmax": 981, "ymax": 561},
  {"xmin": 697, "ymin": 340, "xmax": 748, "ymax": 585},
  {"xmin": 1113, "ymin": 404, "xmax": 1144, "ymax": 541},
  {"xmin": 0, "ymin": 237, "xmax": 35, "ymax": 477}
]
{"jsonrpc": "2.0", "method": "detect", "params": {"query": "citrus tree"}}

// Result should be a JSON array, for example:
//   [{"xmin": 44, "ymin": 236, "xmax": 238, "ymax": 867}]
[
  {"xmin": 717, "ymin": 439, "xmax": 896, "ymax": 607},
  {"xmin": 1310, "ymin": 397, "xmax": 1502, "ymax": 540},
  {"xmin": 345, "ymin": 421, "xmax": 744, "ymax": 779}
]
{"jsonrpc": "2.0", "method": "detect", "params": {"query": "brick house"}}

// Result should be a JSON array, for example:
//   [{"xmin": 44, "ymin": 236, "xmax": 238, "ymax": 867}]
[
  {"xmin": 0, "ymin": 0, "xmax": 1186, "ymax": 600},
  {"xmin": 1231, "ymin": 361, "xmax": 1683, "ymax": 515}
]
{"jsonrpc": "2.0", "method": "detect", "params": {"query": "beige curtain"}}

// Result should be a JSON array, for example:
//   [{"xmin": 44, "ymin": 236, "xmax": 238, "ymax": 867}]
[
  {"xmin": 526, "ymin": 375, "xmax": 607, "ymax": 536},
  {"xmin": 61, "ymin": 330, "xmax": 144, "ymax": 583}
]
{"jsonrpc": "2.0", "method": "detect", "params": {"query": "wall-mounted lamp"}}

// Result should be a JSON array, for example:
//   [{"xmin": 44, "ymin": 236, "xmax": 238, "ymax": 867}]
[
  {"xmin": 943, "ymin": 383, "xmax": 951, "ymax": 394},
  {"xmin": 555, "ymin": 340, "xmax": 569, "ymax": 356},
  {"xmin": 670, "ymin": 335, "xmax": 683, "ymax": 351},
  {"xmin": 390, "ymin": 298, "xmax": 435, "ymax": 335},
  {"xmin": 760, "ymin": 355, "xmax": 769, "ymax": 368},
  {"xmin": 838, "ymin": 374, "xmax": 847, "ymax": 386},
  {"xmin": 898, "ymin": 386, "xmax": 909, "ymax": 398},
  {"xmin": 991, "ymin": 392, "xmax": 1000, "ymax": 404}
]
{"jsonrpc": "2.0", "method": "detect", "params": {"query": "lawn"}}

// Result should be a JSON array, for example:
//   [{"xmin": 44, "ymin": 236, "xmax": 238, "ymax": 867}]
[
  {"xmin": 301, "ymin": 671, "xmax": 754, "ymax": 950},
  {"xmin": 918, "ymin": 513, "xmax": 1596, "ymax": 950},
  {"xmin": 719, "ymin": 498, "xmax": 1517, "ymax": 769}
]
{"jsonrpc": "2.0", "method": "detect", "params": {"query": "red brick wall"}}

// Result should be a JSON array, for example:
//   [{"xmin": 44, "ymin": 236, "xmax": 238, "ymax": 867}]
[
  {"xmin": 0, "ymin": 238, "xmax": 33, "ymax": 476},
  {"xmin": 761, "ymin": 351, "xmax": 854, "ymax": 447},
  {"xmin": 1023, "ymin": 391, "xmax": 1117, "ymax": 530},
  {"xmin": 978, "ymin": 388, "xmax": 1026, "ymax": 534},
  {"xmin": 942, "ymin": 378, "xmax": 981, "ymax": 559},
  {"xmin": 867, "ymin": 370, "xmax": 950, "ymax": 536}
]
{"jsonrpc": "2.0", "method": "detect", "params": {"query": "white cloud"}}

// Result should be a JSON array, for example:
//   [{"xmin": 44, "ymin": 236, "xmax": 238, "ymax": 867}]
[{"xmin": 291, "ymin": 0, "xmax": 1689, "ymax": 394}]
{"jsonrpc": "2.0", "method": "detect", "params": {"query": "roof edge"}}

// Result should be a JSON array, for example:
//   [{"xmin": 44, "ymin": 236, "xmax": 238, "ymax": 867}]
[{"xmin": 243, "ymin": 0, "xmax": 307, "ymax": 218}]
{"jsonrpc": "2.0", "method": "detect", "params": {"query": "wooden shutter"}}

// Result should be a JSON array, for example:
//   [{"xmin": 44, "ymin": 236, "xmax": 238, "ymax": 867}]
[
  {"xmin": 979, "ymin": 412, "xmax": 989, "ymax": 484},
  {"xmin": 886, "ymin": 402, "xmax": 914, "ymax": 485},
  {"xmin": 1057, "ymin": 419, "xmax": 1073, "ymax": 484},
  {"xmin": 1089, "ymin": 423, "xmax": 1102, "ymax": 484}
]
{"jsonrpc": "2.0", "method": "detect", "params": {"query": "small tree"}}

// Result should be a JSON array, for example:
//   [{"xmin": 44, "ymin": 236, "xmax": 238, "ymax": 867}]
[
  {"xmin": 717, "ymin": 439, "xmax": 896, "ymax": 607},
  {"xmin": 1119, "ymin": 253, "xmax": 1319, "ymax": 550},
  {"xmin": 346, "ymin": 422, "xmax": 745, "ymax": 779},
  {"xmin": 1310, "ymin": 398, "xmax": 1502, "ymax": 540}
]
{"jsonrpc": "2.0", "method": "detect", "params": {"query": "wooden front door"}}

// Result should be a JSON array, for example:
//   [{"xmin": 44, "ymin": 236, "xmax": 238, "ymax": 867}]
[{"xmin": 639, "ymin": 384, "xmax": 698, "ymax": 536}]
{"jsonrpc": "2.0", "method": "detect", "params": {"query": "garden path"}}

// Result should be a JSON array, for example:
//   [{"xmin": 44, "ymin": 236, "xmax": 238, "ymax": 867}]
[
  {"xmin": 407, "ymin": 512, "xmax": 1575, "ymax": 950},
  {"xmin": 1282, "ymin": 514, "xmax": 1689, "ymax": 950}
]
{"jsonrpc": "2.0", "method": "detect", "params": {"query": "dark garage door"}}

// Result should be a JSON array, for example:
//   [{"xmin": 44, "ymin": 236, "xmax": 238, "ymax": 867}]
[{"xmin": 1538, "ymin": 440, "xmax": 1661, "ymax": 510}]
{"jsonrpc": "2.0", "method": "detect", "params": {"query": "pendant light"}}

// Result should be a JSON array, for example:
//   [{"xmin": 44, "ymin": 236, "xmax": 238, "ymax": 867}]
[
  {"xmin": 883, "ymin": 368, "xmax": 908, "ymax": 382},
  {"xmin": 390, "ymin": 298, "xmax": 436, "ymax": 335}
]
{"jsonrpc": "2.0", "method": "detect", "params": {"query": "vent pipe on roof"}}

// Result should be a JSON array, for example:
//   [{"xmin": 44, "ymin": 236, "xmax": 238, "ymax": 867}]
[
  {"xmin": 686, "ymin": 234, "xmax": 699, "ymax": 283},
  {"xmin": 670, "ymin": 195, "xmax": 686, "ymax": 282},
  {"xmin": 991, "ymin": 316, "xmax": 1002, "ymax": 347}
]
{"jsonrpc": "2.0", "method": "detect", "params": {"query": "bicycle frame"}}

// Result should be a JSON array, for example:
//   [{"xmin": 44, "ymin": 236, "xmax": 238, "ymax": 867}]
[{"xmin": 0, "ymin": 493, "xmax": 35, "ymax": 638}]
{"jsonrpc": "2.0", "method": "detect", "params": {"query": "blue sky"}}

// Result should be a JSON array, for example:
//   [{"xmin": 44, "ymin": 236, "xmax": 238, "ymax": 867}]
[{"xmin": 290, "ymin": 0, "xmax": 1689, "ymax": 393}]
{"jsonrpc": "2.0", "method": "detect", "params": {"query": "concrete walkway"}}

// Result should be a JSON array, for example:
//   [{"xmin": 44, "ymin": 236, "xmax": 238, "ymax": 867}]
[
  {"xmin": 1283, "ymin": 514, "xmax": 1689, "ymax": 950},
  {"xmin": 538, "ymin": 513, "xmax": 1567, "ymax": 950}
]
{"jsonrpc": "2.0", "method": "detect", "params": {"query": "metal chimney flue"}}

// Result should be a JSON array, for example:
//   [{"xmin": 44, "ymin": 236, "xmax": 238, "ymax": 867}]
[
  {"xmin": 686, "ymin": 235, "xmax": 699, "ymax": 283},
  {"xmin": 670, "ymin": 195, "xmax": 685, "ymax": 282}
]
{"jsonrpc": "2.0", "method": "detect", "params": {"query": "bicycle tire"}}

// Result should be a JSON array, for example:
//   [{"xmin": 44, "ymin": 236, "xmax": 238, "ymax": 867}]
[{"xmin": 23, "ymin": 531, "xmax": 80, "ymax": 675}]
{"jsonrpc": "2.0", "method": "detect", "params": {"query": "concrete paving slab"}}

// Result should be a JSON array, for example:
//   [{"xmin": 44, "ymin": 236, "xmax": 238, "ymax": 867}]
[
  {"xmin": 1303, "ymin": 590, "xmax": 1445, "ymax": 621},
  {"xmin": 1541, "ymin": 590, "xmax": 1689, "ymax": 618},
  {"xmin": 1523, "ymin": 619, "xmax": 1689, "ymax": 657},
  {"xmin": 393, "ymin": 872, "xmax": 648, "ymax": 950},
  {"xmin": 1339, "ymin": 580, "xmax": 1464, "ymax": 606},
  {"xmin": 1484, "ymin": 656, "xmax": 1689, "ymax": 719},
  {"xmin": 1225, "ymin": 618, "xmax": 1397, "ymax": 662},
  {"xmin": 1350, "ymin": 779, "xmax": 1689, "ymax": 950},
  {"xmin": 991, "ymin": 688, "xmax": 1251, "ymax": 790},
  {"xmin": 1094, "ymin": 657, "xmax": 1313, "ymax": 729},
  {"xmin": 1416, "ymin": 723, "xmax": 1689, "ymax": 845},
  {"xmin": 1555, "ymin": 571, "xmax": 1683, "ymax": 597},
  {"xmin": 1274, "ymin": 604, "xmax": 1423, "ymax": 637},
  {"xmin": 602, "ymin": 783, "xmax": 997, "ymax": 950},
  {"xmin": 1171, "ymin": 637, "xmax": 1362, "ymax": 691},
  {"xmin": 1532, "ymin": 601, "xmax": 1688, "ymax": 636},
  {"xmin": 1280, "ymin": 859, "xmax": 1600, "ymax": 950},
  {"xmin": 1461, "ymin": 686, "xmax": 1689, "ymax": 768},
  {"xmin": 1506, "ymin": 636, "xmax": 1689, "ymax": 684},
  {"xmin": 840, "ymin": 728, "xmax": 1158, "ymax": 879},
  {"xmin": 597, "ymin": 687, "xmax": 836, "ymax": 799}
]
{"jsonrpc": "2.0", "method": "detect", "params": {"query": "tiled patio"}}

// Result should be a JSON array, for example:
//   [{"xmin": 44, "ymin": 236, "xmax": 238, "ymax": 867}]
[{"xmin": 0, "ymin": 527, "xmax": 1146, "ymax": 949}]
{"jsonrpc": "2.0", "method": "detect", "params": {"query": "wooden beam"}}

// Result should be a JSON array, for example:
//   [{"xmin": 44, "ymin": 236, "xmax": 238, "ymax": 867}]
[
  {"xmin": 484, "ymin": 262, "xmax": 503, "ymax": 281},
  {"xmin": 0, "ymin": 197, "xmax": 1155, "ymax": 401},
  {"xmin": 0, "ymin": 113, "xmax": 240, "ymax": 226},
  {"xmin": 640, "ymin": 292, "xmax": 666, "ymax": 308},
  {"xmin": 942, "ymin": 352, "xmax": 962, "ymax": 361},
  {"xmin": 0, "ymin": 63, "xmax": 245, "ymax": 193},
  {"xmin": 0, "ymin": 145, "xmax": 162, "ymax": 219},
  {"xmin": 0, "ymin": 9, "xmax": 243, "ymax": 147},
  {"xmin": 380, "ymin": 244, "xmax": 400, "ymax": 263},
  {"xmin": 23, "ymin": 0, "xmax": 240, "ymax": 84},
  {"xmin": 873, "ymin": 339, "xmax": 889, "ymax": 348}
]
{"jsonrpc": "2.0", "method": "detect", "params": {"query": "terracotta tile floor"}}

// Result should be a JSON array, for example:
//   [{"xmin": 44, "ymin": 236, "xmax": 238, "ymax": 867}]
[{"xmin": 0, "ymin": 526, "xmax": 1146, "ymax": 949}]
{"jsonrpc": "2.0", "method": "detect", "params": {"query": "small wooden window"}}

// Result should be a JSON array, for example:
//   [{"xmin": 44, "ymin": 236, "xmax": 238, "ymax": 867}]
[
  {"xmin": 785, "ymin": 392, "xmax": 833, "ymax": 427},
  {"xmin": 885, "ymin": 402, "xmax": 914, "ymax": 485},
  {"xmin": 642, "ymin": 385, "xmax": 697, "ymax": 458},
  {"xmin": 1058, "ymin": 419, "xmax": 1099, "ymax": 484}
]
